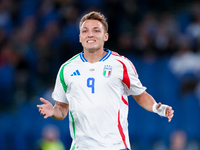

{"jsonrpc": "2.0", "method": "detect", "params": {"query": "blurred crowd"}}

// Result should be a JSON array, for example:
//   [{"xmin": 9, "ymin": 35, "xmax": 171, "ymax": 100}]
[
  {"xmin": 0, "ymin": 0, "xmax": 200, "ymax": 150},
  {"xmin": 0, "ymin": 0, "xmax": 200, "ymax": 110}
]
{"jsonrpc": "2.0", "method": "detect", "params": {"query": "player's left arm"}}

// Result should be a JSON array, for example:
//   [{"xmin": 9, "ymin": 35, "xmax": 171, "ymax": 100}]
[{"xmin": 132, "ymin": 91, "xmax": 174, "ymax": 122}]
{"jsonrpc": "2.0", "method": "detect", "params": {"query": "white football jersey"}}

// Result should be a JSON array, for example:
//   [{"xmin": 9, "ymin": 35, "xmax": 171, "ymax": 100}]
[{"xmin": 52, "ymin": 49, "xmax": 146, "ymax": 150}]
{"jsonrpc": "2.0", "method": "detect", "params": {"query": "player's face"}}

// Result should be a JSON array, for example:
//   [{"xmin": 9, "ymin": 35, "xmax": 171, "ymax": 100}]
[{"xmin": 79, "ymin": 20, "xmax": 108, "ymax": 52}]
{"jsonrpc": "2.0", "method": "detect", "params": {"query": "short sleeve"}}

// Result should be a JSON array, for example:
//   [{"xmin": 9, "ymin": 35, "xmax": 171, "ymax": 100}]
[
  {"xmin": 52, "ymin": 65, "xmax": 69, "ymax": 104},
  {"xmin": 120, "ymin": 57, "xmax": 146, "ymax": 96}
]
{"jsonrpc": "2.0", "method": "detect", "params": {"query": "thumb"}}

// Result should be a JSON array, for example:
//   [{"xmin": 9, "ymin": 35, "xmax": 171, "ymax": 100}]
[{"xmin": 156, "ymin": 102, "xmax": 162, "ymax": 110}]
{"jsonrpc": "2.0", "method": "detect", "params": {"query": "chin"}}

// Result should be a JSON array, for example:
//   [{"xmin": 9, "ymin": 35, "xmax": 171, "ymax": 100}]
[{"xmin": 86, "ymin": 47, "xmax": 100, "ymax": 52}]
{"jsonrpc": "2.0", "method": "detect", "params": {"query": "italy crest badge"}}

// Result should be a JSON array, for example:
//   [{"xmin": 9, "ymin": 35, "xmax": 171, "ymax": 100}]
[{"xmin": 103, "ymin": 65, "xmax": 112, "ymax": 78}]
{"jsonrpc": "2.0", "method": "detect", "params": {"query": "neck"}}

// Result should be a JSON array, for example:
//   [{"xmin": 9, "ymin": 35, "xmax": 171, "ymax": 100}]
[{"xmin": 83, "ymin": 48, "xmax": 107, "ymax": 63}]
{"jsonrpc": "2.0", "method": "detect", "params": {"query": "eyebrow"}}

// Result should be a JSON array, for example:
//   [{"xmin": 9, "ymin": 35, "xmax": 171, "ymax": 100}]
[{"xmin": 82, "ymin": 27, "xmax": 101, "ymax": 30}]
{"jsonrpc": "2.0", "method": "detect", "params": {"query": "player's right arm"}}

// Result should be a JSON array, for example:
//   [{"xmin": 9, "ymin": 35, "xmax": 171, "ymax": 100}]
[{"xmin": 37, "ymin": 97, "xmax": 69, "ymax": 120}]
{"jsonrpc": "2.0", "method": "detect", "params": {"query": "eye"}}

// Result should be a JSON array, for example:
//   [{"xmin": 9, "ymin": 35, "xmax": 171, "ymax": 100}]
[
  {"xmin": 94, "ymin": 30, "xmax": 100, "ymax": 32},
  {"xmin": 82, "ymin": 30, "xmax": 87, "ymax": 33}
]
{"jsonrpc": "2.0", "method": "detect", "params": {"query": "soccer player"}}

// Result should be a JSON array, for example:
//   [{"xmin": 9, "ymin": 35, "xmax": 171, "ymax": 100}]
[{"xmin": 37, "ymin": 11, "xmax": 174, "ymax": 150}]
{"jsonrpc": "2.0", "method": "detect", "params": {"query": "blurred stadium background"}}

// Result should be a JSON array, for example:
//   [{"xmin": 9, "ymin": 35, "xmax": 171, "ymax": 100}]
[{"xmin": 0, "ymin": 0, "xmax": 200, "ymax": 149}]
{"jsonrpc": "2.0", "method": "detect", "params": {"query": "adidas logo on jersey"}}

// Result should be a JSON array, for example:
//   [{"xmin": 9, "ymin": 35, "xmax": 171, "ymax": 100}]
[{"xmin": 71, "ymin": 70, "xmax": 81, "ymax": 76}]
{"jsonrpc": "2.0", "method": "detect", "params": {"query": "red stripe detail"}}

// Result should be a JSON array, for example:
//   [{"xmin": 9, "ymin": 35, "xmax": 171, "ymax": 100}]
[
  {"xmin": 118, "ymin": 110, "xmax": 128, "ymax": 149},
  {"xmin": 122, "ymin": 96, "xmax": 128, "ymax": 106},
  {"xmin": 112, "ymin": 52, "xmax": 137, "ymax": 75},
  {"xmin": 111, "ymin": 51, "xmax": 120, "ymax": 56},
  {"xmin": 117, "ymin": 60, "xmax": 130, "ymax": 89},
  {"xmin": 125, "ymin": 58, "xmax": 138, "ymax": 75}
]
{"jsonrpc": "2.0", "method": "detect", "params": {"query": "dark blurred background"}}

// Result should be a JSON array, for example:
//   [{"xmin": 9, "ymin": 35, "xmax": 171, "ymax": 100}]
[{"xmin": 0, "ymin": 0, "xmax": 200, "ymax": 150}]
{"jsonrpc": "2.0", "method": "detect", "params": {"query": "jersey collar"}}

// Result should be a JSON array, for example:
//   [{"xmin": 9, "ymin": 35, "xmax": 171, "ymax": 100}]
[{"xmin": 80, "ymin": 48, "xmax": 111, "ymax": 62}]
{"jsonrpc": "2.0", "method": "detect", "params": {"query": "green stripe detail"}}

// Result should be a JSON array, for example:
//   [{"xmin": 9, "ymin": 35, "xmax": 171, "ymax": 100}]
[
  {"xmin": 71, "ymin": 143, "xmax": 76, "ymax": 150},
  {"xmin": 59, "ymin": 54, "xmax": 80, "ymax": 92},
  {"xmin": 70, "ymin": 111, "xmax": 76, "ymax": 149},
  {"xmin": 70, "ymin": 111, "xmax": 76, "ymax": 138}
]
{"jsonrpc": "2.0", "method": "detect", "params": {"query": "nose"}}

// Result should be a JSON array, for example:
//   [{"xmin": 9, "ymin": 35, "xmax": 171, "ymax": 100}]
[{"xmin": 87, "ymin": 30, "xmax": 94, "ymax": 37}]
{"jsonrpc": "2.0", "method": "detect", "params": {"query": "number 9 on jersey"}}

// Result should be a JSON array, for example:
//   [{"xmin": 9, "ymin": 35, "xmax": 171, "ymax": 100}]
[{"xmin": 87, "ymin": 78, "xmax": 95, "ymax": 94}]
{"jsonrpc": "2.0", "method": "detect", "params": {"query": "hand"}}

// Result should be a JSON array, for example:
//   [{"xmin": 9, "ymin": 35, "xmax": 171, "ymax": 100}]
[
  {"xmin": 156, "ymin": 102, "xmax": 174, "ymax": 122},
  {"xmin": 37, "ymin": 97, "xmax": 55, "ymax": 119}
]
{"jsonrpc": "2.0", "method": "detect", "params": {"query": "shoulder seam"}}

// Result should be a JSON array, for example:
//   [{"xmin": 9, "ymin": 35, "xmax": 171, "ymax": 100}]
[
  {"xmin": 64, "ymin": 53, "xmax": 80, "ymax": 66},
  {"xmin": 59, "ymin": 54, "xmax": 80, "ymax": 92}
]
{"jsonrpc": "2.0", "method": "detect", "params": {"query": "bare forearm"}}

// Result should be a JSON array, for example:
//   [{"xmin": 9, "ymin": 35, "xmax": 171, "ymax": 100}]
[
  {"xmin": 132, "ymin": 91, "xmax": 174, "ymax": 122},
  {"xmin": 52, "ymin": 106, "xmax": 65, "ymax": 120},
  {"xmin": 52, "ymin": 101, "xmax": 69, "ymax": 120},
  {"xmin": 132, "ymin": 91, "xmax": 156, "ymax": 112}
]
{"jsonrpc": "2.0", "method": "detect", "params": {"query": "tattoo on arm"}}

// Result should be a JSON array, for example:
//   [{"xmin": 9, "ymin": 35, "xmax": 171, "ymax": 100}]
[
  {"xmin": 59, "ymin": 108, "xmax": 64, "ymax": 117},
  {"xmin": 56, "ymin": 101, "xmax": 63, "ymax": 106},
  {"xmin": 55, "ymin": 101, "xmax": 64, "ymax": 117}
]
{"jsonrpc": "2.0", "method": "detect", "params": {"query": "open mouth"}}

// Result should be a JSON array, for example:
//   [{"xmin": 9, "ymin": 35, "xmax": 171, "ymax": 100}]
[{"xmin": 87, "ymin": 40, "xmax": 96, "ymax": 43}]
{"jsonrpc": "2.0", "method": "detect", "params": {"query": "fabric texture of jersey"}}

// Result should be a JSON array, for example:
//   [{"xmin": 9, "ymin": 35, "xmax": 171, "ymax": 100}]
[{"xmin": 52, "ymin": 49, "xmax": 146, "ymax": 150}]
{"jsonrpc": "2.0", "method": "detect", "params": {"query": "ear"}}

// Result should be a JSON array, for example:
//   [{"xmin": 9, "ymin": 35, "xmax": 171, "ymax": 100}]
[
  {"xmin": 79, "ymin": 34, "xmax": 81, "ymax": 42},
  {"xmin": 104, "ymin": 33, "xmax": 109, "ymax": 42}
]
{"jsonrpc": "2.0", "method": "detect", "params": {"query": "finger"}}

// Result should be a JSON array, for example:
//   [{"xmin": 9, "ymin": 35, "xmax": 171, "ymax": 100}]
[
  {"xmin": 169, "ymin": 113, "xmax": 174, "ymax": 118},
  {"xmin": 168, "ymin": 117, "xmax": 172, "ymax": 122},
  {"xmin": 168, "ymin": 114, "xmax": 174, "ymax": 122},
  {"xmin": 166, "ymin": 107, "xmax": 173, "ymax": 116},
  {"xmin": 166, "ymin": 113, "xmax": 169, "ymax": 117},
  {"xmin": 39, "ymin": 108, "xmax": 43, "ymax": 112},
  {"xmin": 167, "ymin": 114, "xmax": 173, "ymax": 119},
  {"xmin": 37, "ymin": 104, "xmax": 43, "ymax": 108},
  {"xmin": 40, "ymin": 109, "xmax": 44, "ymax": 114},
  {"xmin": 168, "ymin": 114, "xmax": 173, "ymax": 121},
  {"xmin": 40, "ymin": 97, "xmax": 48, "ymax": 104},
  {"xmin": 168, "ymin": 110, "xmax": 174, "ymax": 116},
  {"xmin": 166, "ymin": 109, "xmax": 171, "ymax": 116},
  {"xmin": 44, "ymin": 115, "xmax": 48, "ymax": 119},
  {"xmin": 166, "ymin": 106, "xmax": 172, "ymax": 111},
  {"xmin": 167, "ymin": 109, "xmax": 174, "ymax": 115}
]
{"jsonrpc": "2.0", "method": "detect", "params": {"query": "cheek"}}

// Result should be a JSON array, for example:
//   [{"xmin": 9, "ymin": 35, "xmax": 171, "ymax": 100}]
[{"xmin": 79, "ymin": 36, "xmax": 85, "ymax": 43}]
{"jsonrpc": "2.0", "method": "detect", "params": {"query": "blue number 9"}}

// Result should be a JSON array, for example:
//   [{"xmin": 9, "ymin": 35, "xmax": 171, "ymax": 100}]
[{"xmin": 87, "ymin": 78, "xmax": 95, "ymax": 93}]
